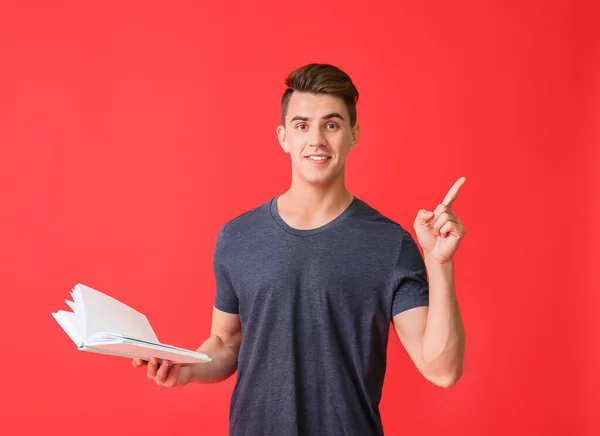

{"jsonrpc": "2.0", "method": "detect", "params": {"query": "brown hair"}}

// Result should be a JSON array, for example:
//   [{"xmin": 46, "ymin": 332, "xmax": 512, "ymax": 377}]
[{"xmin": 280, "ymin": 63, "xmax": 359, "ymax": 127}]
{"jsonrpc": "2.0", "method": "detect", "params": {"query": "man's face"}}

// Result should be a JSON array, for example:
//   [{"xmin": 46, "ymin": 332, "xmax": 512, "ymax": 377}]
[{"xmin": 277, "ymin": 92, "xmax": 359, "ymax": 187}]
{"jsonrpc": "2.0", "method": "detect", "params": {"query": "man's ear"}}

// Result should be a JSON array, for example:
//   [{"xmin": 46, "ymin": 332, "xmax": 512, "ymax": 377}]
[
  {"xmin": 350, "ymin": 124, "xmax": 360, "ymax": 150},
  {"xmin": 277, "ymin": 125, "xmax": 289, "ymax": 153}
]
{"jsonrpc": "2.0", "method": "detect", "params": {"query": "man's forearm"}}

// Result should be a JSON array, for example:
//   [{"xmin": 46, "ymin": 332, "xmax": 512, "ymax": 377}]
[
  {"xmin": 421, "ymin": 255, "xmax": 465, "ymax": 386},
  {"xmin": 188, "ymin": 334, "xmax": 240, "ymax": 384}
]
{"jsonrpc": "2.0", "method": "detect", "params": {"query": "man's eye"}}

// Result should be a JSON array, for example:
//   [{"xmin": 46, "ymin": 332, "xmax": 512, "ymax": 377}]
[
  {"xmin": 296, "ymin": 124, "xmax": 307, "ymax": 130},
  {"xmin": 326, "ymin": 123, "xmax": 338, "ymax": 129}
]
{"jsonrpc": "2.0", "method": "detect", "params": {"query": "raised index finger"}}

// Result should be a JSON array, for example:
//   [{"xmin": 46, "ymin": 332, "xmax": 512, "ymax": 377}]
[{"xmin": 442, "ymin": 176, "xmax": 466, "ymax": 207}]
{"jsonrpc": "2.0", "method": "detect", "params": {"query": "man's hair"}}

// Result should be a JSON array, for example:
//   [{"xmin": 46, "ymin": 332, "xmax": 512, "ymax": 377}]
[{"xmin": 280, "ymin": 63, "xmax": 359, "ymax": 127}]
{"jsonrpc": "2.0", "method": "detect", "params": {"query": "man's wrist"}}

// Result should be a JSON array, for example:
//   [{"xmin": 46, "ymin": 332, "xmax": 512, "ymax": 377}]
[
  {"xmin": 424, "ymin": 252, "xmax": 454, "ymax": 270},
  {"xmin": 424, "ymin": 253, "xmax": 455, "ymax": 294}
]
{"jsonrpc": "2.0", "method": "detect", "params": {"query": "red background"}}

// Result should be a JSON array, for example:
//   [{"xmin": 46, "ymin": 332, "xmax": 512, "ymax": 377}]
[{"xmin": 1, "ymin": 1, "xmax": 598, "ymax": 435}]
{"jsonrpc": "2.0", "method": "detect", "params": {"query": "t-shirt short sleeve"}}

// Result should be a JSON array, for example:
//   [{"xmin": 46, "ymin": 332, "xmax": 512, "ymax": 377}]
[
  {"xmin": 213, "ymin": 226, "xmax": 239, "ymax": 314},
  {"xmin": 391, "ymin": 228, "xmax": 430, "ymax": 317}
]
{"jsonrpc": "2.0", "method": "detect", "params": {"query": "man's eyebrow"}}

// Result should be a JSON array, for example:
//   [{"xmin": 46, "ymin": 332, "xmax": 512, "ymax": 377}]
[
  {"xmin": 322, "ymin": 112, "xmax": 345, "ymax": 121},
  {"xmin": 289, "ymin": 113, "xmax": 346, "ymax": 123}
]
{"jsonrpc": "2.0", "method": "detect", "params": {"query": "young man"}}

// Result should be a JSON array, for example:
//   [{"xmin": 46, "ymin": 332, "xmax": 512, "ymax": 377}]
[{"xmin": 134, "ymin": 63, "xmax": 467, "ymax": 435}]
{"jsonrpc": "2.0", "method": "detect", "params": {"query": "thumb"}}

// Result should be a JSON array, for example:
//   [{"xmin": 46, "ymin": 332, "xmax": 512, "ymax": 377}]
[
  {"xmin": 132, "ymin": 358, "xmax": 147, "ymax": 368},
  {"xmin": 414, "ymin": 209, "xmax": 434, "ymax": 228}
]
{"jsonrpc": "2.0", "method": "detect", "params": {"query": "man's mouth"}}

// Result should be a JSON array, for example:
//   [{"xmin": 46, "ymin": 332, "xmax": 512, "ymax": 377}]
[{"xmin": 305, "ymin": 155, "xmax": 331, "ymax": 161}]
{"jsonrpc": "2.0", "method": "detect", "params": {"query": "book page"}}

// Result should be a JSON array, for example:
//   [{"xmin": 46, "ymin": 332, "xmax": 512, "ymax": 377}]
[
  {"xmin": 64, "ymin": 291, "xmax": 85, "ymax": 335},
  {"xmin": 52, "ymin": 311, "xmax": 82, "ymax": 345},
  {"xmin": 76, "ymin": 284, "xmax": 159, "ymax": 343},
  {"xmin": 82, "ymin": 341, "xmax": 211, "ymax": 364}
]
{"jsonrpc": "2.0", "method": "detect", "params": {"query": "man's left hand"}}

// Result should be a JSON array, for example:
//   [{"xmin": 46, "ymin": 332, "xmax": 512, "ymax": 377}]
[{"xmin": 413, "ymin": 176, "xmax": 467, "ymax": 264}]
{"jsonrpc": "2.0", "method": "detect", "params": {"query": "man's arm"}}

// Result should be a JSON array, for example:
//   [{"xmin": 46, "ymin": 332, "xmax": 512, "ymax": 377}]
[
  {"xmin": 137, "ymin": 306, "xmax": 242, "ymax": 387},
  {"xmin": 393, "ymin": 255, "xmax": 465, "ymax": 388},
  {"xmin": 187, "ymin": 306, "xmax": 242, "ymax": 384}
]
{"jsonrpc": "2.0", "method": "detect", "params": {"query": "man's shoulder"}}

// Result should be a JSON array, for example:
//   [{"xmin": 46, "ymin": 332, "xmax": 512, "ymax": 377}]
[
  {"xmin": 353, "ymin": 199, "xmax": 422, "ymax": 265},
  {"xmin": 218, "ymin": 196, "xmax": 274, "ymax": 238},
  {"xmin": 354, "ymin": 197, "xmax": 411, "ymax": 240}
]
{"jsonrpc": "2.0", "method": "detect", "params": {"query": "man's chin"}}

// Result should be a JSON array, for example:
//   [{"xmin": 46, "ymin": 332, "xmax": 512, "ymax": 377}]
[
  {"xmin": 301, "ymin": 174, "xmax": 335, "ymax": 186},
  {"xmin": 292, "ymin": 165, "xmax": 342, "ymax": 187}
]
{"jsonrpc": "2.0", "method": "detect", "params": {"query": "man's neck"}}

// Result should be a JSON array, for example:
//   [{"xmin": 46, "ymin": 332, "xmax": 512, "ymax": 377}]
[{"xmin": 277, "ymin": 181, "xmax": 354, "ymax": 231}]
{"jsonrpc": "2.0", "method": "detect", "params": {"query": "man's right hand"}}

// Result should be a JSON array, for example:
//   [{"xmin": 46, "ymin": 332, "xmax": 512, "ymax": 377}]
[
  {"xmin": 133, "ymin": 308, "xmax": 241, "ymax": 386},
  {"xmin": 132, "ymin": 357, "xmax": 194, "ymax": 387}
]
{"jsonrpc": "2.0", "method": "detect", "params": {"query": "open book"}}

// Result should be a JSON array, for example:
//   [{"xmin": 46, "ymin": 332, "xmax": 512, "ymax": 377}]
[{"xmin": 52, "ymin": 283, "xmax": 212, "ymax": 364}]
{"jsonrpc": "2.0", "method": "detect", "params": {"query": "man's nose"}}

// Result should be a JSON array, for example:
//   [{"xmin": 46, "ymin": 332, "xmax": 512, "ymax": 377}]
[{"xmin": 309, "ymin": 127, "xmax": 327, "ymax": 147}]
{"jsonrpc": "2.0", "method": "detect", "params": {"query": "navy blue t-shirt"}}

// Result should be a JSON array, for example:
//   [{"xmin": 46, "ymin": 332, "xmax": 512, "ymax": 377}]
[{"xmin": 213, "ymin": 195, "xmax": 429, "ymax": 436}]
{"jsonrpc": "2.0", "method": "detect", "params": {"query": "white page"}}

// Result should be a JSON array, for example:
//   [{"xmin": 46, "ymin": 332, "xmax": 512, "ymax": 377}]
[
  {"xmin": 86, "ymin": 333, "xmax": 211, "ymax": 360},
  {"xmin": 65, "ymin": 299, "xmax": 76, "ymax": 311},
  {"xmin": 75, "ymin": 284, "xmax": 159, "ymax": 343},
  {"xmin": 52, "ymin": 311, "xmax": 82, "ymax": 345},
  {"xmin": 72, "ymin": 289, "xmax": 84, "ymax": 323},
  {"xmin": 82, "ymin": 341, "xmax": 211, "ymax": 364},
  {"xmin": 62, "ymin": 292, "xmax": 84, "ymax": 335}
]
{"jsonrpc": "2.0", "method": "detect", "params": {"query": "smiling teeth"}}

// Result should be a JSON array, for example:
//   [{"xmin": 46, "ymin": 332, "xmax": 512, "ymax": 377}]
[{"xmin": 309, "ymin": 156, "xmax": 329, "ymax": 161}]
